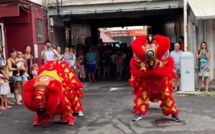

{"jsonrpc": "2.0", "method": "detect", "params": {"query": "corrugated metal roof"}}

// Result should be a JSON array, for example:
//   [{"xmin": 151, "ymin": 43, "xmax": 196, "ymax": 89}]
[
  {"xmin": 49, "ymin": 0, "xmax": 183, "ymax": 15},
  {"xmin": 188, "ymin": 0, "xmax": 215, "ymax": 20}
]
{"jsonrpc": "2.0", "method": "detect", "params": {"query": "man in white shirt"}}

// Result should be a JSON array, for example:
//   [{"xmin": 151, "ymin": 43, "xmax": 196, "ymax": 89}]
[
  {"xmin": 170, "ymin": 43, "xmax": 183, "ymax": 91},
  {"xmin": 41, "ymin": 40, "xmax": 60, "ymax": 63}
]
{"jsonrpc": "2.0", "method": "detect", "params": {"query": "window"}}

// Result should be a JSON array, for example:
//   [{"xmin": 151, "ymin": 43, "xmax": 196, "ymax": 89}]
[{"xmin": 36, "ymin": 19, "xmax": 44, "ymax": 42}]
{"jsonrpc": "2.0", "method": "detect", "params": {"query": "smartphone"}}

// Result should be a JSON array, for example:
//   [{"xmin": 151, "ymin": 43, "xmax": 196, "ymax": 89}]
[{"xmin": 47, "ymin": 46, "xmax": 51, "ymax": 49}]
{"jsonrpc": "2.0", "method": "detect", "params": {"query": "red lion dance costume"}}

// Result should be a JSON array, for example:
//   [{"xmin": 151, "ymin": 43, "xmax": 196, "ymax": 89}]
[
  {"xmin": 22, "ymin": 61, "xmax": 84, "ymax": 126},
  {"xmin": 130, "ymin": 34, "xmax": 182, "ymax": 122}
]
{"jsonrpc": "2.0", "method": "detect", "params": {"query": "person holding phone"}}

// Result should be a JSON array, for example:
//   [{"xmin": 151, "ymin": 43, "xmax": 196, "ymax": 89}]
[
  {"xmin": 41, "ymin": 40, "xmax": 60, "ymax": 63},
  {"xmin": 196, "ymin": 42, "xmax": 210, "ymax": 92}
]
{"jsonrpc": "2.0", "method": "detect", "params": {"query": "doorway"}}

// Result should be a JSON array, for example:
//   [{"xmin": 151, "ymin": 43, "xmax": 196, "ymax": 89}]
[{"xmin": 0, "ymin": 23, "xmax": 6, "ymax": 59}]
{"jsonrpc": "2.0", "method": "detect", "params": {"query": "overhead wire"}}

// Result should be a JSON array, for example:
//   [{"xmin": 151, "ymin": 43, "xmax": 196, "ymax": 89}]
[
  {"xmin": 0, "ymin": 1, "xmax": 46, "ymax": 18},
  {"xmin": 19, "ymin": 3, "xmax": 44, "ymax": 12},
  {"xmin": 123, "ymin": 0, "xmax": 152, "ymax": 9},
  {"xmin": 18, "ymin": 3, "xmax": 47, "ymax": 18}
]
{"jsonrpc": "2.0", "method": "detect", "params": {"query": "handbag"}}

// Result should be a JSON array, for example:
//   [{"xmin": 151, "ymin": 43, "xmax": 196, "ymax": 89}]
[
  {"xmin": 6, "ymin": 66, "xmax": 13, "ymax": 78},
  {"xmin": 195, "ymin": 50, "xmax": 201, "ymax": 72},
  {"xmin": 195, "ymin": 59, "xmax": 200, "ymax": 72}
]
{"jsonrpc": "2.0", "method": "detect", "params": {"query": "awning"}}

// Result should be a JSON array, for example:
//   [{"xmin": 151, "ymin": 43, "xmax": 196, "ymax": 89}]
[
  {"xmin": 188, "ymin": 0, "xmax": 215, "ymax": 20},
  {"xmin": 100, "ymin": 32, "xmax": 119, "ymax": 44},
  {"xmin": 0, "ymin": 3, "xmax": 19, "ymax": 17}
]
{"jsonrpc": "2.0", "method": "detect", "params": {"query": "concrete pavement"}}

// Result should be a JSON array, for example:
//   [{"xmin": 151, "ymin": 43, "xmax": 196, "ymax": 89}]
[{"xmin": 1, "ymin": 80, "xmax": 215, "ymax": 134}]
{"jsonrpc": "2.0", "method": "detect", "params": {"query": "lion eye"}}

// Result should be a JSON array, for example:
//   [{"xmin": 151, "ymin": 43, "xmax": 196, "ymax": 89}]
[
  {"xmin": 162, "ymin": 50, "xmax": 169, "ymax": 60},
  {"xmin": 133, "ymin": 53, "xmax": 141, "ymax": 62}
]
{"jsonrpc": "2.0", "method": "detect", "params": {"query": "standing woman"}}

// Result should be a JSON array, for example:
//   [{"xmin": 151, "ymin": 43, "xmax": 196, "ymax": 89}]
[
  {"xmin": 76, "ymin": 50, "xmax": 86, "ymax": 81},
  {"xmin": 23, "ymin": 45, "xmax": 34, "ymax": 79},
  {"xmin": 63, "ymin": 47, "xmax": 71, "ymax": 65},
  {"xmin": 196, "ymin": 42, "xmax": 210, "ymax": 92},
  {"xmin": 7, "ymin": 49, "xmax": 28, "ymax": 105},
  {"xmin": 86, "ymin": 47, "xmax": 97, "ymax": 82},
  {"xmin": 56, "ymin": 46, "xmax": 63, "ymax": 61},
  {"xmin": 69, "ymin": 47, "xmax": 76, "ymax": 70}
]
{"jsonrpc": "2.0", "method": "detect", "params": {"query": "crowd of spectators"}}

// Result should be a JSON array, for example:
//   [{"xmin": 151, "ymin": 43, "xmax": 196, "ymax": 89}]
[
  {"xmin": 0, "ymin": 37, "xmax": 211, "ymax": 113},
  {"xmin": 0, "ymin": 45, "xmax": 37, "ymax": 112}
]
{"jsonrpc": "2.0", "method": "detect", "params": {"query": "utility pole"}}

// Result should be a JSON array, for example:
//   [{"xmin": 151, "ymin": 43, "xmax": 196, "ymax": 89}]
[{"xmin": 184, "ymin": 0, "xmax": 188, "ymax": 51}]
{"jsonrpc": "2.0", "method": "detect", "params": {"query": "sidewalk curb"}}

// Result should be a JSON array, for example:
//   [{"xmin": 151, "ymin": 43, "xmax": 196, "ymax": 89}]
[{"xmin": 174, "ymin": 91, "xmax": 215, "ymax": 97}]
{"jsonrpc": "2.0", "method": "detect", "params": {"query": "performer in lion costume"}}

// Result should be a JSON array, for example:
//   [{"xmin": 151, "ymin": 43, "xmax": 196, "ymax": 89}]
[
  {"xmin": 22, "ymin": 61, "xmax": 84, "ymax": 126},
  {"xmin": 129, "ymin": 34, "xmax": 182, "ymax": 122}
]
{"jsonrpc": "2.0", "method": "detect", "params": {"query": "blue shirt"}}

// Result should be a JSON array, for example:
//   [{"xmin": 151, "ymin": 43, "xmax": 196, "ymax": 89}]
[{"xmin": 87, "ymin": 52, "xmax": 96, "ymax": 64}]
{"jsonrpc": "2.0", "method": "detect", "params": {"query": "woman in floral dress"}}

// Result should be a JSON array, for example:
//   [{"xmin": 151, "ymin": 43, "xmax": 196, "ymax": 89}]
[{"xmin": 196, "ymin": 42, "xmax": 210, "ymax": 92}]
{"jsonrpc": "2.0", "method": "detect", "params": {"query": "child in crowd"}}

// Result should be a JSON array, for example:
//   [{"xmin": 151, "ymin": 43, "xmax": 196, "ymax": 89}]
[
  {"xmin": 75, "ymin": 57, "xmax": 86, "ymax": 82},
  {"xmin": 75, "ymin": 59, "xmax": 81, "ymax": 77},
  {"xmin": 116, "ymin": 54, "xmax": 123, "ymax": 80},
  {"xmin": 31, "ymin": 63, "xmax": 38, "ymax": 79},
  {"xmin": 34, "ymin": 63, "xmax": 39, "ymax": 70},
  {"xmin": 16, "ymin": 51, "xmax": 29, "ymax": 77},
  {"xmin": 0, "ymin": 66, "xmax": 12, "ymax": 110}
]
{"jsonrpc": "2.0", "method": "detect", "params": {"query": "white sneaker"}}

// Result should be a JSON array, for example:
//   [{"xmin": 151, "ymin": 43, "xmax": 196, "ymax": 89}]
[
  {"xmin": 78, "ymin": 111, "xmax": 84, "ymax": 117},
  {"xmin": 132, "ymin": 114, "xmax": 142, "ymax": 121}
]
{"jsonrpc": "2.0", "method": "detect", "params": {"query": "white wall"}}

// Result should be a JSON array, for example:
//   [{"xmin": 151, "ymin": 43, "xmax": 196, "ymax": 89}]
[
  {"xmin": 30, "ymin": 0, "xmax": 42, "ymax": 4},
  {"xmin": 197, "ymin": 20, "xmax": 204, "ymax": 45},
  {"xmin": 188, "ymin": 19, "xmax": 197, "ymax": 55},
  {"xmin": 206, "ymin": 20, "xmax": 214, "ymax": 80},
  {"xmin": 188, "ymin": 15, "xmax": 197, "ymax": 86},
  {"xmin": 196, "ymin": 20, "xmax": 215, "ymax": 81}
]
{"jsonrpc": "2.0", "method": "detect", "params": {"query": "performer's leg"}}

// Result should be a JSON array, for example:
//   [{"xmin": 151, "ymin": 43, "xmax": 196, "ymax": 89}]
[
  {"xmin": 160, "ymin": 87, "xmax": 182, "ymax": 121},
  {"xmin": 133, "ymin": 88, "xmax": 149, "ymax": 121},
  {"xmin": 70, "ymin": 90, "xmax": 83, "ymax": 117},
  {"xmin": 60, "ymin": 97, "xmax": 75, "ymax": 125},
  {"xmin": 33, "ymin": 115, "xmax": 39, "ymax": 126}
]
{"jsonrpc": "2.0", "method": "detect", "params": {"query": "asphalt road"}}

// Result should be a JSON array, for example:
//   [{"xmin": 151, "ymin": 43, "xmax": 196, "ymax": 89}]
[{"xmin": 1, "ymin": 80, "xmax": 215, "ymax": 134}]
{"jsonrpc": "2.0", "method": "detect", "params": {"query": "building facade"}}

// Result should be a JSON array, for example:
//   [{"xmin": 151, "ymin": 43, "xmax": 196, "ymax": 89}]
[
  {"xmin": 43, "ymin": 0, "xmax": 183, "ymax": 46},
  {"xmin": 0, "ymin": 0, "xmax": 47, "ymax": 64},
  {"xmin": 187, "ymin": 0, "xmax": 215, "ymax": 80}
]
